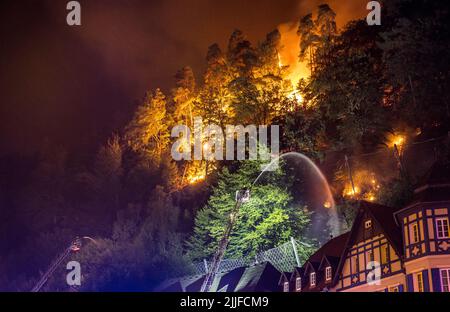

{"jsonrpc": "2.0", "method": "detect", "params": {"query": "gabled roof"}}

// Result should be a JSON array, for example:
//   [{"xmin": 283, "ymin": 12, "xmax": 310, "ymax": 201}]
[
  {"xmin": 301, "ymin": 232, "xmax": 350, "ymax": 291},
  {"xmin": 278, "ymin": 272, "xmax": 292, "ymax": 285},
  {"xmin": 234, "ymin": 261, "xmax": 281, "ymax": 292},
  {"xmin": 209, "ymin": 266, "xmax": 246, "ymax": 292},
  {"xmin": 318, "ymin": 255, "xmax": 340, "ymax": 271},
  {"xmin": 303, "ymin": 232, "xmax": 350, "ymax": 271},
  {"xmin": 289, "ymin": 267, "xmax": 304, "ymax": 282},
  {"xmin": 304, "ymin": 261, "xmax": 319, "ymax": 274},
  {"xmin": 361, "ymin": 201, "xmax": 403, "ymax": 254},
  {"xmin": 333, "ymin": 201, "xmax": 403, "ymax": 286}
]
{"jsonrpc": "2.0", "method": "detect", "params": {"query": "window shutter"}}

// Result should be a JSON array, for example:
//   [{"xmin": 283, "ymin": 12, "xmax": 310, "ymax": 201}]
[
  {"xmin": 431, "ymin": 268, "xmax": 441, "ymax": 292},
  {"xmin": 422, "ymin": 270, "xmax": 430, "ymax": 292},
  {"xmin": 407, "ymin": 274, "xmax": 414, "ymax": 292}
]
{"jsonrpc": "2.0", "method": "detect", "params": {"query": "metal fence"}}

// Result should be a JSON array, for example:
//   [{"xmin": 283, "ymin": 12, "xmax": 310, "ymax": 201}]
[{"xmin": 189, "ymin": 238, "xmax": 303, "ymax": 277}]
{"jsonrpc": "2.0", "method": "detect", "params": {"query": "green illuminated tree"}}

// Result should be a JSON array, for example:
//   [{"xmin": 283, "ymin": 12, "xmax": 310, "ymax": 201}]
[{"xmin": 187, "ymin": 159, "xmax": 313, "ymax": 261}]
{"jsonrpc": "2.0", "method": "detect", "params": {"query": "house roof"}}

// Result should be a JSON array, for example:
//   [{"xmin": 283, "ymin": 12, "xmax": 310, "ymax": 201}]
[
  {"xmin": 332, "ymin": 201, "xmax": 404, "ymax": 288},
  {"xmin": 234, "ymin": 261, "xmax": 281, "ymax": 292},
  {"xmin": 209, "ymin": 266, "xmax": 246, "ymax": 292},
  {"xmin": 278, "ymin": 272, "xmax": 292, "ymax": 285},
  {"xmin": 289, "ymin": 267, "xmax": 304, "ymax": 282},
  {"xmin": 180, "ymin": 275, "xmax": 205, "ymax": 292},
  {"xmin": 361, "ymin": 201, "xmax": 403, "ymax": 254},
  {"xmin": 319, "ymin": 255, "xmax": 340, "ymax": 271},
  {"xmin": 305, "ymin": 232, "xmax": 350, "ymax": 266},
  {"xmin": 300, "ymin": 232, "xmax": 350, "ymax": 291}
]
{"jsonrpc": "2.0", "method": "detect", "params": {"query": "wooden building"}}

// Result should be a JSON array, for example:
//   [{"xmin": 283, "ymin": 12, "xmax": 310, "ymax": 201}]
[{"xmin": 295, "ymin": 161, "xmax": 450, "ymax": 292}]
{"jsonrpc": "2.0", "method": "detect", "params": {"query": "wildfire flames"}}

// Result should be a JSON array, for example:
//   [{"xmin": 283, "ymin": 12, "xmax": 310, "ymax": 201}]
[
  {"xmin": 187, "ymin": 173, "xmax": 205, "ymax": 184},
  {"xmin": 278, "ymin": 22, "xmax": 310, "ymax": 85},
  {"xmin": 342, "ymin": 170, "xmax": 380, "ymax": 202},
  {"xmin": 387, "ymin": 133, "xmax": 406, "ymax": 149}
]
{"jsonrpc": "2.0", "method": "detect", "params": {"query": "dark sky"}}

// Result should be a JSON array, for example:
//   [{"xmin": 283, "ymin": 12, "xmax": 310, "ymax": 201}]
[{"xmin": 0, "ymin": 0, "xmax": 366, "ymax": 155}]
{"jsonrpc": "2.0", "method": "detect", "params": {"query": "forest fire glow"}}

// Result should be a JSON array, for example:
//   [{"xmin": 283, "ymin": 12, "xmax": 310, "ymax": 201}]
[
  {"xmin": 288, "ymin": 89, "xmax": 303, "ymax": 104},
  {"xmin": 188, "ymin": 173, "xmax": 205, "ymax": 184},
  {"xmin": 278, "ymin": 22, "xmax": 310, "ymax": 87},
  {"xmin": 343, "ymin": 185, "xmax": 360, "ymax": 197},
  {"xmin": 342, "ymin": 170, "xmax": 381, "ymax": 201},
  {"xmin": 387, "ymin": 133, "xmax": 406, "ymax": 149}
]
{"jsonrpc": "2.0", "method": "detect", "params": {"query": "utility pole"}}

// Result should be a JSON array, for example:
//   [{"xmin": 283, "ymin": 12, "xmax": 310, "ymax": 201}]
[
  {"xmin": 344, "ymin": 155, "xmax": 357, "ymax": 197},
  {"xmin": 393, "ymin": 144, "xmax": 407, "ymax": 178}
]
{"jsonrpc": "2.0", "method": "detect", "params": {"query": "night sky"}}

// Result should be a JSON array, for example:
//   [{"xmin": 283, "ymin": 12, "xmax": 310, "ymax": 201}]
[{"xmin": 0, "ymin": 0, "xmax": 366, "ymax": 155}]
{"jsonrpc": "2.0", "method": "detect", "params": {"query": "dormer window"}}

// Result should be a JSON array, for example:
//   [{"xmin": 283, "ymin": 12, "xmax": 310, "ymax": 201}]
[
  {"xmin": 283, "ymin": 281, "xmax": 289, "ymax": 292},
  {"xmin": 295, "ymin": 277, "xmax": 301, "ymax": 291},
  {"xmin": 325, "ymin": 266, "xmax": 332, "ymax": 281},
  {"xmin": 310, "ymin": 272, "xmax": 316, "ymax": 287},
  {"xmin": 436, "ymin": 217, "xmax": 450, "ymax": 239},
  {"xmin": 365, "ymin": 219, "xmax": 372, "ymax": 229}
]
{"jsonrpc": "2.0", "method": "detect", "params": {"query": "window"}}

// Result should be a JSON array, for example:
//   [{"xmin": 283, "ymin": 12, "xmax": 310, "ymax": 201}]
[
  {"xmin": 295, "ymin": 277, "xmax": 302, "ymax": 291},
  {"xmin": 365, "ymin": 220, "xmax": 372, "ymax": 229},
  {"xmin": 352, "ymin": 256, "xmax": 360, "ymax": 273},
  {"xmin": 381, "ymin": 245, "xmax": 389, "ymax": 264},
  {"xmin": 283, "ymin": 281, "xmax": 289, "ymax": 292},
  {"xmin": 368, "ymin": 250, "xmax": 374, "ymax": 262},
  {"xmin": 325, "ymin": 266, "xmax": 332, "ymax": 281},
  {"xmin": 411, "ymin": 223, "xmax": 419, "ymax": 243},
  {"xmin": 436, "ymin": 218, "xmax": 450, "ymax": 239},
  {"xmin": 310, "ymin": 272, "xmax": 316, "ymax": 287},
  {"xmin": 389, "ymin": 286, "xmax": 399, "ymax": 292},
  {"xmin": 417, "ymin": 272, "xmax": 424, "ymax": 292},
  {"xmin": 441, "ymin": 269, "xmax": 450, "ymax": 292}
]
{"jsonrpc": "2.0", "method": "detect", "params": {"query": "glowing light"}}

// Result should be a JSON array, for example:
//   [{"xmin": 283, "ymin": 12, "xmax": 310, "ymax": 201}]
[
  {"xmin": 387, "ymin": 133, "xmax": 406, "ymax": 149},
  {"xmin": 188, "ymin": 174, "xmax": 205, "ymax": 184},
  {"xmin": 323, "ymin": 200, "xmax": 332, "ymax": 209},
  {"xmin": 393, "ymin": 136, "xmax": 405, "ymax": 146},
  {"xmin": 342, "ymin": 171, "xmax": 381, "ymax": 201},
  {"xmin": 288, "ymin": 90, "xmax": 303, "ymax": 104},
  {"xmin": 343, "ymin": 185, "xmax": 360, "ymax": 197},
  {"xmin": 277, "ymin": 53, "xmax": 283, "ymax": 69}
]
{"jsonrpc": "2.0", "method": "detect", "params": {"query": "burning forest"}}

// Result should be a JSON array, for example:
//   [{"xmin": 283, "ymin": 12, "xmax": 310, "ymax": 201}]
[{"xmin": 0, "ymin": 0, "xmax": 450, "ymax": 299}]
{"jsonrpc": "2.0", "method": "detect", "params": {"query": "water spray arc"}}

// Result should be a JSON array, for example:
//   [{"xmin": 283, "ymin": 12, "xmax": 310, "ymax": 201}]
[{"xmin": 200, "ymin": 152, "xmax": 336, "ymax": 292}]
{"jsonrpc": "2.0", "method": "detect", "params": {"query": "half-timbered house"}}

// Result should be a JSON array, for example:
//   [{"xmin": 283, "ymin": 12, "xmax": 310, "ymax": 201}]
[{"xmin": 297, "ymin": 161, "xmax": 450, "ymax": 292}]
